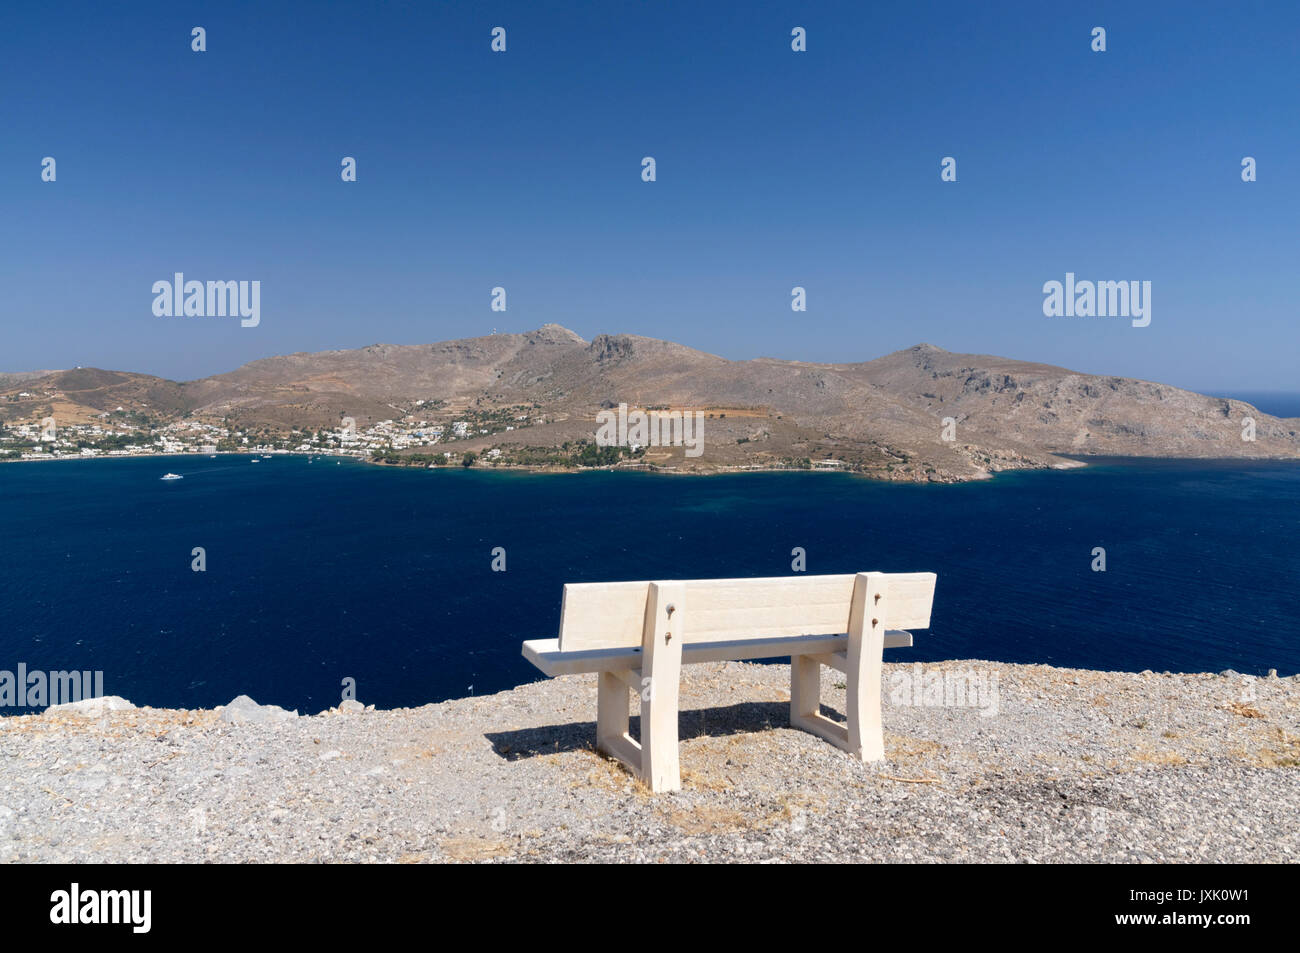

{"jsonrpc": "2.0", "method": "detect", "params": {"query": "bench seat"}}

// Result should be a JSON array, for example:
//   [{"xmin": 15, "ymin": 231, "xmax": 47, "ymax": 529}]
[{"xmin": 522, "ymin": 630, "xmax": 914, "ymax": 677}]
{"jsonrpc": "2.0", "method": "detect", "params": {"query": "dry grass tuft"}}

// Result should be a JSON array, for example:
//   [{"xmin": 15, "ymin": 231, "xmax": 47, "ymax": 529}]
[
  {"xmin": 1130, "ymin": 748, "xmax": 1189, "ymax": 766},
  {"xmin": 662, "ymin": 805, "xmax": 751, "ymax": 835},
  {"xmin": 1226, "ymin": 702, "xmax": 1265, "ymax": 719},
  {"xmin": 440, "ymin": 836, "xmax": 513, "ymax": 862},
  {"xmin": 571, "ymin": 745, "xmax": 652, "ymax": 796},
  {"xmin": 1254, "ymin": 728, "xmax": 1300, "ymax": 768},
  {"xmin": 679, "ymin": 766, "xmax": 732, "ymax": 793},
  {"xmin": 886, "ymin": 734, "xmax": 946, "ymax": 762}
]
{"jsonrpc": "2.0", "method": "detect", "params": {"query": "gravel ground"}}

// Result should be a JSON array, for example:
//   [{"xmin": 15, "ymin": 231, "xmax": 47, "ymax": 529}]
[{"xmin": 1, "ymin": 660, "xmax": 1297, "ymax": 863}]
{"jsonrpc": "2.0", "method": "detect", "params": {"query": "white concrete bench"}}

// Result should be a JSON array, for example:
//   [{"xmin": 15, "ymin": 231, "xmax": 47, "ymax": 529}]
[{"xmin": 521, "ymin": 571, "xmax": 937, "ymax": 792}]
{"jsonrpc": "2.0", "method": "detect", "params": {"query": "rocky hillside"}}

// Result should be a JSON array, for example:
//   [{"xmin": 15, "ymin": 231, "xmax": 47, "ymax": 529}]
[
  {"xmin": 2, "ymin": 327, "xmax": 1296, "ymax": 480},
  {"xmin": 845, "ymin": 344, "xmax": 1298, "ymax": 458}
]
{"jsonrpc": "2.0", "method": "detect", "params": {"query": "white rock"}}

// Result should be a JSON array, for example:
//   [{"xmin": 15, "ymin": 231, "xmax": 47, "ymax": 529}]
[
  {"xmin": 219, "ymin": 695, "xmax": 298, "ymax": 725},
  {"xmin": 43, "ymin": 696, "xmax": 135, "ymax": 717}
]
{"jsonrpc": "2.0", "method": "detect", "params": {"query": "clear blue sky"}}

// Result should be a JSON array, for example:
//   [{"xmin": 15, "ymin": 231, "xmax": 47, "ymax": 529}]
[{"xmin": 2, "ymin": 0, "xmax": 1297, "ymax": 391}]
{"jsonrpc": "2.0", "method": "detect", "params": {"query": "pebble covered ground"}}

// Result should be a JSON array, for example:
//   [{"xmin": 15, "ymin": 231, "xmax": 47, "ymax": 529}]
[{"xmin": 1, "ymin": 660, "xmax": 1297, "ymax": 863}]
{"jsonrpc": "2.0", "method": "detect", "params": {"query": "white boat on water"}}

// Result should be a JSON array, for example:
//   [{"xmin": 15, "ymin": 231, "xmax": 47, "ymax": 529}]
[{"xmin": 160, "ymin": 473, "xmax": 183, "ymax": 481}]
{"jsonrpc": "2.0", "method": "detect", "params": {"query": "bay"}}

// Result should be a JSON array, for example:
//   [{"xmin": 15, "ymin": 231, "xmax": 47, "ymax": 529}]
[{"xmin": 1, "ymin": 455, "xmax": 1297, "ymax": 713}]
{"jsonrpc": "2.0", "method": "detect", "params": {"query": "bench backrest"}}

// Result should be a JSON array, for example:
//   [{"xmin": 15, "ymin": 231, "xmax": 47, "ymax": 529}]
[{"xmin": 557, "ymin": 573, "xmax": 936, "ymax": 651}]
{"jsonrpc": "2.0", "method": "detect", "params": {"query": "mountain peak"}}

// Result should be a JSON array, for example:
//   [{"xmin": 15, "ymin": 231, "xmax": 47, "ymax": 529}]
[{"xmin": 529, "ymin": 324, "xmax": 586, "ymax": 344}]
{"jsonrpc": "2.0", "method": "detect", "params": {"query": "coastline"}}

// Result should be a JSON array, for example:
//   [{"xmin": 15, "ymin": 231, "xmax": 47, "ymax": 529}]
[
  {"xmin": 0, "ymin": 449, "xmax": 361, "ymax": 467},
  {"xmin": 3, "ymin": 658, "xmax": 1295, "ymax": 862},
  {"xmin": 4, "ymin": 448, "xmax": 1299, "ymax": 491}
]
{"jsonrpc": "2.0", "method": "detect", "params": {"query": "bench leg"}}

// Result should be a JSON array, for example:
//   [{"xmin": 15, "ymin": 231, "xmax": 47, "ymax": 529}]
[
  {"xmin": 846, "ymin": 573, "xmax": 886, "ymax": 762},
  {"xmin": 595, "ymin": 671, "xmax": 646, "ymax": 777},
  {"xmin": 844, "ymin": 651, "xmax": 885, "ymax": 762},
  {"xmin": 593, "ymin": 582, "xmax": 685, "ymax": 794},
  {"xmin": 594, "ymin": 669, "xmax": 680, "ymax": 792},
  {"xmin": 790, "ymin": 654, "xmax": 819, "ymax": 723},
  {"xmin": 790, "ymin": 573, "xmax": 887, "ymax": 763},
  {"xmin": 639, "ymin": 582, "xmax": 684, "ymax": 793},
  {"xmin": 639, "ymin": 676, "xmax": 680, "ymax": 792},
  {"xmin": 596, "ymin": 671, "xmax": 631, "ymax": 756},
  {"xmin": 789, "ymin": 654, "xmax": 850, "ymax": 749}
]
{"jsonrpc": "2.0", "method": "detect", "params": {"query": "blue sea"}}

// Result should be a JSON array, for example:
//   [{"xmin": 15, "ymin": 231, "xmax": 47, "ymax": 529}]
[{"xmin": 1, "ymin": 455, "xmax": 1298, "ymax": 713}]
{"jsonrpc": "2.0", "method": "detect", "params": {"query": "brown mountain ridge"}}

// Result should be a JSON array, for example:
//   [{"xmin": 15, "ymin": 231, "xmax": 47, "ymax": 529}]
[{"xmin": 3, "ymin": 325, "xmax": 1297, "ymax": 481}]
